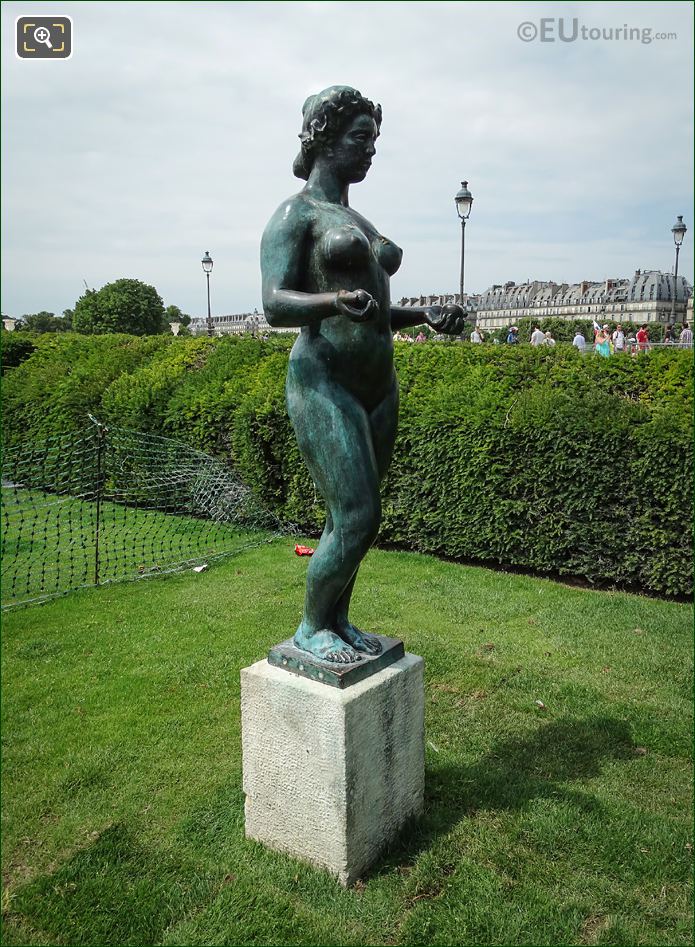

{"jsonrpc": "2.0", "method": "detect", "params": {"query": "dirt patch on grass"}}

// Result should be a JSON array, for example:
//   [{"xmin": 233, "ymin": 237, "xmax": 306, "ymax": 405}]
[{"xmin": 579, "ymin": 914, "xmax": 612, "ymax": 944}]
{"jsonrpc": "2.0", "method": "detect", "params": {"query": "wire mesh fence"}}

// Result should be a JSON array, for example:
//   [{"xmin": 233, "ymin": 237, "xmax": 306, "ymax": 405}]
[{"xmin": 1, "ymin": 417, "xmax": 289, "ymax": 609}]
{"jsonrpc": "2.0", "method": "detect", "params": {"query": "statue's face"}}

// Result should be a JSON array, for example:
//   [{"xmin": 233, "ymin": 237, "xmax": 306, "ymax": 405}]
[{"xmin": 329, "ymin": 113, "xmax": 378, "ymax": 183}]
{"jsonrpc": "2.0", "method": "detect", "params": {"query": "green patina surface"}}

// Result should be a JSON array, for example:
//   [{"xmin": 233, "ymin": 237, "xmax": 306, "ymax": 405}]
[
  {"xmin": 268, "ymin": 635, "xmax": 405, "ymax": 688},
  {"xmin": 260, "ymin": 86, "xmax": 464, "ymax": 665}
]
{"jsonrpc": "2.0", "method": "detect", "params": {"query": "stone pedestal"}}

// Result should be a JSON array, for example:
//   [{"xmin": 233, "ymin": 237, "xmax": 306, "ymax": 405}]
[{"xmin": 241, "ymin": 652, "xmax": 424, "ymax": 885}]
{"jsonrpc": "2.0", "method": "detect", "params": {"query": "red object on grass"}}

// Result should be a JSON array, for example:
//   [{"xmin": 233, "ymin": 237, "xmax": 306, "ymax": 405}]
[{"xmin": 294, "ymin": 544, "xmax": 315, "ymax": 557}]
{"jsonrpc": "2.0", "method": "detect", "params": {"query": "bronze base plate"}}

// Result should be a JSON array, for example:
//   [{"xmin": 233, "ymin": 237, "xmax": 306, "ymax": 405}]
[{"xmin": 267, "ymin": 635, "xmax": 405, "ymax": 689}]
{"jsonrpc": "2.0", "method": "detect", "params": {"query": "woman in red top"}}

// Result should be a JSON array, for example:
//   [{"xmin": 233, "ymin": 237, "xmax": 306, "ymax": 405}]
[{"xmin": 636, "ymin": 325, "xmax": 649, "ymax": 351}]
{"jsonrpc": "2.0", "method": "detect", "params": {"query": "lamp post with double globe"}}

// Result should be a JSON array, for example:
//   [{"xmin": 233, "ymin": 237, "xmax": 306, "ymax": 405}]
[
  {"xmin": 670, "ymin": 216, "xmax": 687, "ymax": 325},
  {"xmin": 201, "ymin": 250, "xmax": 214, "ymax": 337}
]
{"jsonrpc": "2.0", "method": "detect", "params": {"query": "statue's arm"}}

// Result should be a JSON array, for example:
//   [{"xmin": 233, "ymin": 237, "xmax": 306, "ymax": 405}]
[
  {"xmin": 390, "ymin": 304, "xmax": 467, "ymax": 334},
  {"xmin": 261, "ymin": 201, "xmax": 339, "ymax": 328},
  {"xmin": 390, "ymin": 306, "xmax": 430, "ymax": 330}
]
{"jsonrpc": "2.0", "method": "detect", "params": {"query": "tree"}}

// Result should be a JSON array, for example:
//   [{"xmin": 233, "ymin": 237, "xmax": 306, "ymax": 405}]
[
  {"xmin": 72, "ymin": 279, "xmax": 165, "ymax": 335},
  {"xmin": 17, "ymin": 311, "xmax": 72, "ymax": 333}
]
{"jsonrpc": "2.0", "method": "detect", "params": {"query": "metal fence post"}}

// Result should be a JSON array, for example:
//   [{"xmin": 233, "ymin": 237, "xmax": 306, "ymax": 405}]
[{"xmin": 94, "ymin": 420, "xmax": 106, "ymax": 586}]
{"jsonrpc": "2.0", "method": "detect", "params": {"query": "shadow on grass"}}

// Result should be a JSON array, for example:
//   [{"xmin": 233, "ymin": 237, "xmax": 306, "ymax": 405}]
[
  {"xmin": 374, "ymin": 714, "xmax": 636, "ymax": 876},
  {"xmin": 7, "ymin": 716, "xmax": 635, "ymax": 944},
  {"xmin": 7, "ymin": 824, "xmax": 215, "ymax": 947}
]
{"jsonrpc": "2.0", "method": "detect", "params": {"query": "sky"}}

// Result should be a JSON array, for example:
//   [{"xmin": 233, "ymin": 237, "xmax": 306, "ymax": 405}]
[{"xmin": 2, "ymin": 0, "xmax": 693, "ymax": 319}]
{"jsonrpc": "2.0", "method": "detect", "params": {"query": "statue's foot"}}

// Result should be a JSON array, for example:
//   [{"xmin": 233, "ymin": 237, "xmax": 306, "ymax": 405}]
[
  {"xmin": 335, "ymin": 620, "xmax": 383, "ymax": 656},
  {"xmin": 293, "ymin": 625, "xmax": 362, "ymax": 664}
]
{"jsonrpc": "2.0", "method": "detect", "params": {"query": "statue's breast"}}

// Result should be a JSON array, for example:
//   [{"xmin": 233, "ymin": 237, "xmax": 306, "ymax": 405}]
[
  {"xmin": 321, "ymin": 225, "xmax": 402, "ymax": 279},
  {"xmin": 372, "ymin": 235, "xmax": 402, "ymax": 276},
  {"xmin": 321, "ymin": 226, "xmax": 371, "ymax": 269}
]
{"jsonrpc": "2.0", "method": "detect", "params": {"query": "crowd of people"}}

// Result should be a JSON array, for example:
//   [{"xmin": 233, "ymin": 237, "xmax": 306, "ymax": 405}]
[
  {"xmin": 393, "ymin": 330, "xmax": 428, "ymax": 343},
  {"xmin": 509, "ymin": 321, "xmax": 692, "ymax": 354},
  {"xmin": 571, "ymin": 322, "xmax": 693, "ymax": 356},
  {"xmin": 394, "ymin": 322, "xmax": 693, "ymax": 353},
  {"xmin": 503, "ymin": 326, "xmax": 557, "ymax": 346}
]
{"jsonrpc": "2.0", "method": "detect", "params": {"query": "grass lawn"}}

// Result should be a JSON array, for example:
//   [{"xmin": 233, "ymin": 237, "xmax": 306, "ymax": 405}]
[
  {"xmin": 1, "ymin": 489, "xmax": 272, "ymax": 608},
  {"xmin": 1, "ymin": 540, "xmax": 692, "ymax": 946}
]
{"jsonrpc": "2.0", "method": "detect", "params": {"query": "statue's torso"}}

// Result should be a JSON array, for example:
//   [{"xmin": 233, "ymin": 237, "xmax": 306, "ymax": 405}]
[{"xmin": 289, "ymin": 195, "xmax": 402, "ymax": 410}]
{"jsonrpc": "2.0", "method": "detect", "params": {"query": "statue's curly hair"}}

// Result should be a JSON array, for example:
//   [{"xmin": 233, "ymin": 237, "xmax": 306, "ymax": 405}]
[{"xmin": 293, "ymin": 86, "xmax": 382, "ymax": 180}]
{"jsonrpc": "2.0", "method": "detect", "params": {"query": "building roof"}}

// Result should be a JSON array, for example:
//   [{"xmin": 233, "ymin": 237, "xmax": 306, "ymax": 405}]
[
  {"xmin": 473, "ymin": 271, "xmax": 691, "ymax": 311},
  {"xmin": 628, "ymin": 270, "xmax": 689, "ymax": 302}
]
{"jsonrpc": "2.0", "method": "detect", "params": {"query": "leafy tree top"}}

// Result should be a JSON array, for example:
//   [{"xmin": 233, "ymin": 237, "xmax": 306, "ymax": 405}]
[
  {"xmin": 16, "ymin": 311, "xmax": 72, "ymax": 333},
  {"xmin": 72, "ymin": 279, "xmax": 165, "ymax": 335}
]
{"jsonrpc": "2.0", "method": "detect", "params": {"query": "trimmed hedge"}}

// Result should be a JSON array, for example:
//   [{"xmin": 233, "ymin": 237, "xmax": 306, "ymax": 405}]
[
  {"xmin": 2, "ymin": 333, "xmax": 691, "ymax": 595},
  {"xmin": 1, "ymin": 333, "xmax": 173, "ymax": 441}
]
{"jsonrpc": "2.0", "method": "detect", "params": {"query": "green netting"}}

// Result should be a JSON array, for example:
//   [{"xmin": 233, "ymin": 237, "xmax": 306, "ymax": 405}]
[{"xmin": 1, "ymin": 417, "xmax": 289, "ymax": 609}]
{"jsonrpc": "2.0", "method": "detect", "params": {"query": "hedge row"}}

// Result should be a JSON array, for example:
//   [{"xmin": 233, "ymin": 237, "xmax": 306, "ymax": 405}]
[{"xmin": 2, "ymin": 333, "xmax": 691, "ymax": 595}]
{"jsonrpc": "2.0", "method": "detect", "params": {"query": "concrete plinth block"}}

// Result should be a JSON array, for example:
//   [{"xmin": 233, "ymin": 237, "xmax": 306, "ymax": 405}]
[{"xmin": 241, "ymin": 653, "xmax": 425, "ymax": 885}]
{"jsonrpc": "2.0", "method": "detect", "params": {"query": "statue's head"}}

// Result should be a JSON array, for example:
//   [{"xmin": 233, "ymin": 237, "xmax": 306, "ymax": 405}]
[{"xmin": 293, "ymin": 85, "xmax": 382, "ymax": 181}]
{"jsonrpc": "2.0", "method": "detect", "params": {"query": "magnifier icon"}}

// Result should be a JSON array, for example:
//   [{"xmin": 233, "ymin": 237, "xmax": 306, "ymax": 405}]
[{"xmin": 33, "ymin": 26, "xmax": 53, "ymax": 49}]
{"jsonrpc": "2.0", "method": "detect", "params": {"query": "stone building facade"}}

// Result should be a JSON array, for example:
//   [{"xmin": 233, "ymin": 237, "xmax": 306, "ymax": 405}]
[
  {"xmin": 399, "ymin": 271, "xmax": 692, "ymax": 329},
  {"xmin": 473, "ymin": 270, "xmax": 691, "ymax": 330},
  {"xmin": 189, "ymin": 309, "xmax": 295, "ymax": 336}
]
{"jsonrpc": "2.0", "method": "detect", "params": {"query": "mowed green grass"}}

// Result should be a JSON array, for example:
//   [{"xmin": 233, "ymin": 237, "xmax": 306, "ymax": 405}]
[{"xmin": 1, "ymin": 542, "xmax": 692, "ymax": 946}]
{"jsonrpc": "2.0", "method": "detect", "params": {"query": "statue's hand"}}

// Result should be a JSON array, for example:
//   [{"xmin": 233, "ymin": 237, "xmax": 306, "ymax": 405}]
[
  {"xmin": 425, "ymin": 303, "xmax": 466, "ymax": 335},
  {"xmin": 336, "ymin": 289, "xmax": 378, "ymax": 323}
]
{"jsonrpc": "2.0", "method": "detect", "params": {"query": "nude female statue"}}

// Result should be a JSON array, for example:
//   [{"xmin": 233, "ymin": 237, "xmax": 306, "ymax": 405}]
[{"xmin": 261, "ymin": 86, "xmax": 464, "ymax": 665}]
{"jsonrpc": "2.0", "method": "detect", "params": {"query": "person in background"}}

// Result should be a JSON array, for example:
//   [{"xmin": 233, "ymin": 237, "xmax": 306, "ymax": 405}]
[
  {"xmin": 663, "ymin": 326, "xmax": 675, "ymax": 344},
  {"xmin": 530, "ymin": 325, "xmax": 545, "ymax": 346},
  {"xmin": 542, "ymin": 331, "xmax": 556, "ymax": 347},
  {"xmin": 572, "ymin": 330, "xmax": 586, "ymax": 352},
  {"xmin": 612, "ymin": 324, "xmax": 625, "ymax": 353},
  {"xmin": 594, "ymin": 325, "xmax": 611, "ymax": 357},
  {"xmin": 415, "ymin": 331, "xmax": 427, "ymax": 343},
  {"xmin": 679, "ymin": 322, "xmax": 693, "ymax": 347},
  {"xmin": 470, "ymin": 326, "xmax": 483, "ymax": 343},
  {"xmin": 636, "ymin": 324, "xmax": 649, "ymax": 351},
  {"xmin": 506, "ymin": 325, "xmax": 519, "ymax": 344}
]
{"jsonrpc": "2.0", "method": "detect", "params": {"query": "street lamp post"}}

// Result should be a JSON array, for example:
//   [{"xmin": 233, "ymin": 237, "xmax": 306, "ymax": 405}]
[
  {"xmin": 454, "ymin": 181, "xmax": 473, "ymax": 305},
  {"xmin": 201, "ymin": 250, "xmax": 214, "ymax": 337},
  {"xmin": 670, "ymin": 216, "xmax": 687, "ymax": 325}
]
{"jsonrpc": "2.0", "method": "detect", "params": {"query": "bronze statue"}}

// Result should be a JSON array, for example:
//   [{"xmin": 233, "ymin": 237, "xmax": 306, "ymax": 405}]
[{"xmin": 261, "ymin": 86, "xmax": 464, "ymax": 664}]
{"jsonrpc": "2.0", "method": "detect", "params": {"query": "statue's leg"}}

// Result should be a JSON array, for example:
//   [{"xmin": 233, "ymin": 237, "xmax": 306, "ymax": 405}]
[
  {"xmin": 334, "ymin": 376, "xmax": 399, "ymax": 654},
  {"xmin": 287, "ymin": 370, "xmax": 382, "ymax": 664}
]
